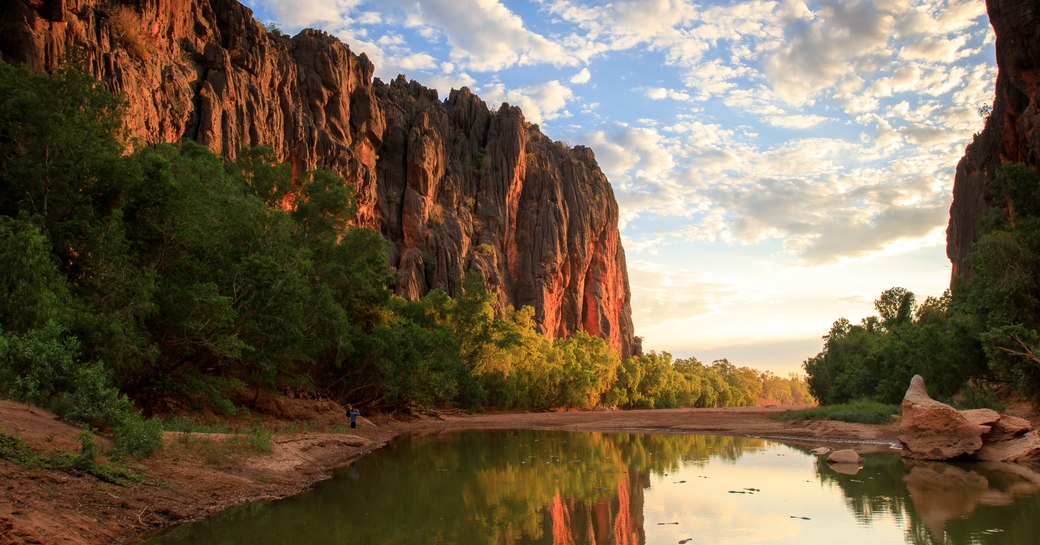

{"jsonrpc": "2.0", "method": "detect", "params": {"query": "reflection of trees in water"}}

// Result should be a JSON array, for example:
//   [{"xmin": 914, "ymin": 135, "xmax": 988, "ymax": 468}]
[
  {"xmin": 353, "ymin": 431, "xmax": 769, "ymax": 545},
  {"xmin": 816, "ymin": 454, "xmax": 1040, "ymax": 545},
  {"xmin": 455, "ymin": 431, "xmax": 768, "ymax": 545},
  {"xmin": 146, "ymin": 431, "xmax": 767, "ymax": 545}
]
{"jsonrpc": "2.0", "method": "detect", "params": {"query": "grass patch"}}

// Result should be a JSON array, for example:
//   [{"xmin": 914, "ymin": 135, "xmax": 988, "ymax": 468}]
[
  {"xmin": 160, "ymin": 416, "xmax": 235, "ymax": 434},
  {"xmin": 0, "ymin": 428, "xmax": 143, "ymax": 486},
  {"xmin": 0, "ymin": 429, "xmax": 46, "ymax": 466},
  {"xmin": 773, "ymin": 399, "xmax": 899, "ymax": 424},
  {"xmin": 246, "ymin": 422, "xmax": 273, "ymax": 453}
]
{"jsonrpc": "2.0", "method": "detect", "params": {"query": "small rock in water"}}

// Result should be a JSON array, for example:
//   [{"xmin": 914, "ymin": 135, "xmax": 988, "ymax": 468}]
[
  {"xmin": 810, "ymin": 447, "xmax": 831, "ymax": 455},
  {"xmin": 743, "ymin": 488, "xmax": 760, "ymax": 492},
  {"xmin": 678, "ymin": 539, "xmax": 693, "ymax": 544},
  {"xmin": 673, "ymin": 480, "xmax": 687, "ymax": 484},
  {"xmin": 728, "ymin": 490, "xmax": 747, "ymax": 494},
  {"xmin": 982, "ymin": 529, "xmax": 1005, "ymax": 534},
  {"xmin": 826, "ymin": 449, "xmax": 863, "ymax": 464},
  {"xmin": 657, "ymin": 522, "xmax": 680, "ymax": 525},
  {"xmin": 789, "ymin": 516, "xmax": 812, "ymax": 520}
]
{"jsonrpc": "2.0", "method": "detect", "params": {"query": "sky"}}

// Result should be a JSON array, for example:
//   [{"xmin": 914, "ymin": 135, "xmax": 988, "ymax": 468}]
[{"xmin": 242, "ymin": 0, "xmax": 997, "ymax": 375}]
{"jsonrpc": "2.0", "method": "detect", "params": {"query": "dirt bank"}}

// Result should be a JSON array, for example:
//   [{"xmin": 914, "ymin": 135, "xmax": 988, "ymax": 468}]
[{"xmin": 0, "ymin": 400, "xmax": 897, "ymax": 545}]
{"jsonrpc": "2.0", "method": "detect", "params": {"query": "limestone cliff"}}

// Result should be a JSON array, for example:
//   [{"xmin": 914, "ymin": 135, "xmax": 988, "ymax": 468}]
[
  {"xmin": 948, "ymin": 0, "xmax": 1040, "ymax": 279},
  {"xmin": 0, "ymin": 0, "xmax": 638, "ymax": 357}
]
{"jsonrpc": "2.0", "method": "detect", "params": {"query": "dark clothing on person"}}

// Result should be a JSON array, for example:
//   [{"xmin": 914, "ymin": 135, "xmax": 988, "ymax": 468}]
[{"xmin": 349, "ymin": 408, "xmax": 360, "ymax": 428}]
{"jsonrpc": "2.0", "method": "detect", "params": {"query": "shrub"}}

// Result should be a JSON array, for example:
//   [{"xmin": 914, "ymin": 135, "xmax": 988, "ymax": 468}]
[
  {"xmin": 112, "ymin": 413, "xmax": 164, "ymax": 459},
  {"xmin": 247, "ymin": 422, "xmax": 273, "ymax": 453},
  {"xmin": 0, "ymin": 323, "xmax": 79, "ymax": 406},
  {"xmin": 74, "ymin": 428, "xmax": 99, "ymax": 470},
  {"xmin": 58, "ymin": 361, "xmax": 134, "ymax": 429},
  {"xmin": 108, "ymin": 6, "xmax": 148, "ymax": 59}
]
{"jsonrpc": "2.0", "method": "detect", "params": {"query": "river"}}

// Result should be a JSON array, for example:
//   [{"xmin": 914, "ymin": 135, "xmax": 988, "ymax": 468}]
[{"xmin": 144, "ymin": 430, "xmax": 1040, "ymax": 545}]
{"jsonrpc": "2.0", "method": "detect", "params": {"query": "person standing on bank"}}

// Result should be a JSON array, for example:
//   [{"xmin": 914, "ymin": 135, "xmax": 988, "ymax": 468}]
[{"xmin": 347, "ymin": 405, "xmax": 360, "ymax": 429}]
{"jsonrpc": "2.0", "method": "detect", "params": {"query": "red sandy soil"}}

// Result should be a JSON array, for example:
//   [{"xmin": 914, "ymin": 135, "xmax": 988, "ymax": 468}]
[{"xmin": 2, "ymin": 400, "xmax": 900, "ymax": 545}]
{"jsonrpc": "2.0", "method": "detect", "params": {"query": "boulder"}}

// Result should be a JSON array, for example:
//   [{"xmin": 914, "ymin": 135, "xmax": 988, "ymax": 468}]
[
  {"xmin": 962, "ymin": 408, "xmax": 1001, "ymax": 427},
  {"xmin": 898, "ymin": 375, "xmax": 988, "ymax": 460},
  {"xmin": 985, "ymin": 414, "xmax": 1033, "ymax": 443},
  {"xmin": 974, "ymin": 430, "xmax": 1040, "ymax": 463},
  {"xmin": 826, "ymin": 449, "xmax": 862, "ymax": 464}
]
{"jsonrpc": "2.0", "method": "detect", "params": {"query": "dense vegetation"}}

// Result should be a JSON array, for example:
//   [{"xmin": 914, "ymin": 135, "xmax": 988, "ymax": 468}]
[
  {"xmin": 0, "ymin": 62, "xmax": 810, "ymax": 441},
  {"xmin": 804, "ymin": 163, "xmax": 1040, "ymax": 405}
]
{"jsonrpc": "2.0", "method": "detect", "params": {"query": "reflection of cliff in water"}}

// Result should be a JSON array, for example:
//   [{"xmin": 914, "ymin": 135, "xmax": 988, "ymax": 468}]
[
  {"xmin": 144, "ymin": 430, "xmax": 767, "ymax": 545},
  {"xmin": 816, "ymin": 453, "xmax": 1040, "ymax": 545},
  {"xmin": 457, "ymin": 431, "xmax": 767, "ymax": 545}
]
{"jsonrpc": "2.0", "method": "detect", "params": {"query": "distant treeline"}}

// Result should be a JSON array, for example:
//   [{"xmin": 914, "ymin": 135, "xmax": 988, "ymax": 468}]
[
  {"xmin": 805, "ymin": 163, "xmax": 1040, "ymax": 405},
  {"xmin": 0, "ymin": 62, "xmax": 810, "ymax": 428}
]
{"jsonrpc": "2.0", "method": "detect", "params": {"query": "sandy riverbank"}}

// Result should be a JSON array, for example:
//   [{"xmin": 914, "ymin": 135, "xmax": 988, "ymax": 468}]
[{"xmin": 0, "ymin": 399, "xmax": 898, "ymax": 545}]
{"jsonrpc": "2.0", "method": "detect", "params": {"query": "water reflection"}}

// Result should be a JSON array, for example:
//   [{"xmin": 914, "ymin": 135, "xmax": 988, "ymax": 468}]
[
  {"xmin": 817, "ymin": 452, "xmax": 1040, "ymax": 544},
  {"xmin": 146, "ymin": 431, "xmax": 1040, "ymax": 545}
]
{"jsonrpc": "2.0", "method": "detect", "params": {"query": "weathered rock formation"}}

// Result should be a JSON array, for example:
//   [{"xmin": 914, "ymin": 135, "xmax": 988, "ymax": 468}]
[
  {"xmin": 0, "ymin": 0, "xmax": 637, "ymax": 357},
  {"xmin": 899, "ymin": 375, "xmax": 989, "ymax": 459},
  {"xmin": 948, "ymin": 0, "xmax": 1040, "ymax": 278},
  {"xmin": 899, "ymin": 374, "xmax": 1040, "ymax": 462}
]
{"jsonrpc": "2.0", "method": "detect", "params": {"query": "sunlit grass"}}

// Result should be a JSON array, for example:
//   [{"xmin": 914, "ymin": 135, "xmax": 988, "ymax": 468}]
[{"xmin": 772, "ymin": 399, "xmax": 899, "ymax": 424}]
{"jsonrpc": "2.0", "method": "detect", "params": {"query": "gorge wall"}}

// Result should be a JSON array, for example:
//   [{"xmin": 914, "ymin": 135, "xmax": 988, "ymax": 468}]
[
  {"xmin": 0, "ymin": 0, "xmax": 638, "ymax": 357},
  {"xmin": 948, "ymin": 0, "xmax": 1040, "ymax": 279}
]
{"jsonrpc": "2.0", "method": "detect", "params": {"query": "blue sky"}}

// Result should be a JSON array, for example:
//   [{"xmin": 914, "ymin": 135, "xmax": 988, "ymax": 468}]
[{"xmin": 243, "ymin": 0, "xmax": 996, "ymax": 374}]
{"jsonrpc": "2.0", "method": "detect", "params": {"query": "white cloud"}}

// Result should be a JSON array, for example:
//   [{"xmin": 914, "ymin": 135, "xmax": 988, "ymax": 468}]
[
  {"xmin": 479, "ymin": 80, "xmax": 574, "ymax": 125},
  {"xmin": 570, "ymin": 68, "xmax": 592, "ymax": 85},
  {"xmin": 765, "ymin": 114, "xmax": 828, "ymax": 129},
  {"xmin": 396, "ymin": 52, "xmax": 437, "ymax": 71},
  {"xmin": 250, "ymin": 0, "xmax": 362, "ymax": 29},
  {"xmin": 764, "ymin": 0, "xmax": 898, "ymax": 105},
  {"xmin": 645, "ymin": 87, "xmax": 693, "ymax": 101},
  {"xmin": 586, "ymin": 124, "xmax": 676, "ymax": 182},
  {"xmin": 421, "ymin": 72, "xmax": 478, "ymax": 98},
  {"xmin": 387, "ymin": 0, "xmax": 573, "ymax": 71}
]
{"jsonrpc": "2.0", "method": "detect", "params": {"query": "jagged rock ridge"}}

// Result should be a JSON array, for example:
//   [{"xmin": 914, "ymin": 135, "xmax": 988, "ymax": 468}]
[
  {"xmin": 0, "ymin": 0, "xmax": 638, "ymax": 357},
  {"xmin": 948, "ymin": 0, "xmax": 1040, "ymax": 279}
]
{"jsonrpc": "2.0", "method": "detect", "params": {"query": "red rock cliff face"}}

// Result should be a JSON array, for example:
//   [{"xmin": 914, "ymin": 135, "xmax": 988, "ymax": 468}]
[
  {"xmin": 948, "ymin": 0, "xmax": 1040, "ymax": 279},
  {"xmin": 0, "ymin": 0, "xmax": 638, "ymax": 358}
]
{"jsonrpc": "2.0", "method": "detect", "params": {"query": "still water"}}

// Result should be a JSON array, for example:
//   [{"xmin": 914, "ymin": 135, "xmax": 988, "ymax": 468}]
[{"xmin": 145, "ymin": 430, "xmax": 1040, "ymax": 545}]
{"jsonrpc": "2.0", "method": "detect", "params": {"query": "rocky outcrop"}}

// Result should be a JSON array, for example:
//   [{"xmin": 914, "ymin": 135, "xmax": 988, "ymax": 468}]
[
  {"xmin": 948, "ymin": 0, "xmax": 1040, "ymax": 279},
  {"xmin": 373, "ymin": 80, "xmax": 635, "ymax": 354},
  {"xmin": 0, "ymin": 0, "xmax": 637, "ymax": 357},
  {"xmin": 899, "ymin": 375, "xmax": 988, "ymax": 460},
  {"xmin": 899, "ymin": 375, "xmax": 1040, "ymax": 462}
]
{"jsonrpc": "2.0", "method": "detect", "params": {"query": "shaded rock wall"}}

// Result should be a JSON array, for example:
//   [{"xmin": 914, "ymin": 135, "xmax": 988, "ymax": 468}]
[
  {"xmin": 0, "ymin": 0, "xmax": 637, "ymax": 357},
  {"xmin": 948, "ymin": 0, "xmax": 1040, "ymax": 279}
]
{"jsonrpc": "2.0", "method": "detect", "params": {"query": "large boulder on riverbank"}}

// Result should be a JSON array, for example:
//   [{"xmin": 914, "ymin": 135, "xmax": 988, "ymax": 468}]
[
  {"xmin": 898, "ymin": 375, "xmax": 1040, "ymax": 463},
  {"xmin": 898, "ymin": 375, "xmax": 988, "ymax": 460}
]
